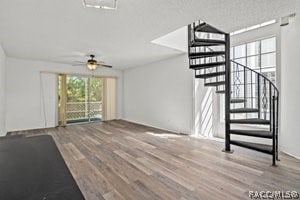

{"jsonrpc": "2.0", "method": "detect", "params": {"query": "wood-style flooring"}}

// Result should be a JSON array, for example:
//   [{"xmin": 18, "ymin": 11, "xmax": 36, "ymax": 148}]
[{"xmin": 10, "ymin": 120, "xmax": 300, "ymax": 200}]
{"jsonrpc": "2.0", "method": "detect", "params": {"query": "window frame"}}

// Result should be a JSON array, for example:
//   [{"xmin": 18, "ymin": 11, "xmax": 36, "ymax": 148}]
[
  {"xmin": 231, "ymin": 36, "xmax": 277, "ymax": 75},
  {"xmin": 220, "ymin": 36, "xmax": 277, "ymax": 123}
]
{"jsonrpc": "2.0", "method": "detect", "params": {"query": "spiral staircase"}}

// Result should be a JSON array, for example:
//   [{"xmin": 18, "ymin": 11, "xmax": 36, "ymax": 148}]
[{"xmin": 188, "ymin": 21, "xmax": 280, "ymax": 165}]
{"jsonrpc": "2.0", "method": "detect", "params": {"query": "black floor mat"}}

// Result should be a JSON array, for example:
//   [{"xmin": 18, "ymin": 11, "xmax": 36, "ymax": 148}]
[{"xmin": 0, "ymin": 135, "xmax": 85, "ymax": 200}]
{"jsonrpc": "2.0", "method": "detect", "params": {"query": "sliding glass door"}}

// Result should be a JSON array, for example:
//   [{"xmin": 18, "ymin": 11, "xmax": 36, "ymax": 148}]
[
  {"xmin": 89, "ymin": 77, "xmax": 103, "ymax": 122},
  {"xmin": 58, "ymin": 75, "xmax": 103, "ymax": 125}
]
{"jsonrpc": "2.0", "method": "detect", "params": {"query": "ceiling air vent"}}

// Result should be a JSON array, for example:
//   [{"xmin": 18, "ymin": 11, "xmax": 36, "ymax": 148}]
[{"xmin": 82, "ymin": 0, "xmax": 117, "ymax": 10}]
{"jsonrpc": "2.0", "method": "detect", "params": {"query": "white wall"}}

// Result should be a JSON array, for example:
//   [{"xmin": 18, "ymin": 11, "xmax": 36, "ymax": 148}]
[
  {"xmin": 281, "ymin": 15, "xmax": 300, "ymax": 157},
  {"xmin": 6, "ymin": 57, "xmax": 123, "ymax": 132},
  {"xmin": 123, "ymin": 54, "xmax": 194, "ymax": 134},
  {"xmin": 0, "ymin": 45, "xmax": 6, "ymax": 136},
  {"xmin": 194, "ymin": 80, "xmax": 220, "ymax": 138}
]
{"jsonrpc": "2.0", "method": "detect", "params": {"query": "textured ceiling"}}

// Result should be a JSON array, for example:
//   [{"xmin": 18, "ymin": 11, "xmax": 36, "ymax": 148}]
[{"xmin": 0, "ymin": 0, "xmax": 300, "ymax": 69}]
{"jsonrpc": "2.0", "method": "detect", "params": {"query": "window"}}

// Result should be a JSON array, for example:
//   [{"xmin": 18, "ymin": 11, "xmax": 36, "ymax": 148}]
[
  {"xmin": 220, "ymin": 36, "xmax": 277, "ymax": 122},
  {"xmin": 230, "ymin": 36, "xmax": 276, "ymax": 83}
]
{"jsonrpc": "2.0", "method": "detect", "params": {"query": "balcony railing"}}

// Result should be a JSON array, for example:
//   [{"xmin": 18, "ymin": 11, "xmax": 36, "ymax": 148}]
[{"xmin": 66, "ymin": 101, "xmax": 102, "ymax": 121}]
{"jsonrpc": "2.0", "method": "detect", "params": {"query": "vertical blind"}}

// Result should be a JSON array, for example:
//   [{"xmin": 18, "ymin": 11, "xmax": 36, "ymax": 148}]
[{"xmin": 102, "ymin": 77, "xmax": 117, "ymax": 121}]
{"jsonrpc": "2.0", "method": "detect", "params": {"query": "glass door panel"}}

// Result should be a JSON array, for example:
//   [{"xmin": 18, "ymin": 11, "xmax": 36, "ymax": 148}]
[
  {"xmin": 58, "ymin": 75, "xmax": 103, "ymax": 125},
  {"xmin": 66, "ymin": 76, "xmax": 89, "ymax": 124},
  {"xmin": 89, "ymin": 77, "xmax": 103, "ymax": 122}
]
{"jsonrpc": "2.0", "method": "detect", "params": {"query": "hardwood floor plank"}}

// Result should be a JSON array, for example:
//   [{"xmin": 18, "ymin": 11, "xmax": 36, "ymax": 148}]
[
  {"xmin": 64, "ymin": 143, "xmax": 85, "ymax": 161},
  {"xmin": 10, "ymin": 120, "xmax": 300, "ymax": 200},
  {"xmin": 137, "ymin": 157, "xmax": 196, "ymax": 191},
  {"xmin": 113, "ymin": 150, "xmax": 154, "ymax": 176},
  {"xmin": 103, "ymin": 189, "xmax": 125, "ymax": 200},
  {"xmin": 131, "ymin": 180, "xmax": 163, "ymax": 200}
]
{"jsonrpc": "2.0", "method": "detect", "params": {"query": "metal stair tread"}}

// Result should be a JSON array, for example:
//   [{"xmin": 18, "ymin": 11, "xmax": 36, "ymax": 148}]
[
  {"xmin": 190, "ymin": 61, "xmax": 226, "ymax": 70},
  {"xmin": 216, "ymin": 90, "xmax": 225, "ymax": 94},
  {"xmin": 189, "ymin": 51, "xmax": 225, "ymax": 59},
  {"xmin": 194, "ymin": 23, "xmax": 226, "ymax": 34},
  {"xmin": 230, "ymin": 98, "xmax": 246, "ymax": 103},
  {"xmin": 230, "ymin": 118, "xmax": 270, "ymax": 124},
  {"xmin": 230, "ymin": 108, "xmax": 259, "ymax": 113},
  {"xmin": 230, "ymin": 140, "xmax": 273, "ymax": 154},
  {"xmin": 230, "ymin": 129, "xmax": 273, "ymax": 139},
  {"xmin": 195, "ymin": 71, "xmax": 226, "ymax": 78},
  {"xmin": 191, "ymin": 39, "xmax": 226, "ymax": 47},
  {"xmin": 204, "ymin": 81, "xmax": 226, "ymax": 87}
]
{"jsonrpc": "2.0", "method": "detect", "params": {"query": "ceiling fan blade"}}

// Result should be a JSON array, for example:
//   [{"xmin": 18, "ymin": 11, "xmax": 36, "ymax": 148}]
[
  {"xmin": 72, "ymin": 64, "xmax": 85, "ymax": 66},
  {"xmin": 98, "ymin": 64, "xmax": 113, "ymax": 68}
]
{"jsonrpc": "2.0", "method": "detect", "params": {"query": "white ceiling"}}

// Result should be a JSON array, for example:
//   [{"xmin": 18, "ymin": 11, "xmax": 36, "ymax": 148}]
[{"xmin": 0, "ymin": 0, "xmax": 300, "ymax": 69}]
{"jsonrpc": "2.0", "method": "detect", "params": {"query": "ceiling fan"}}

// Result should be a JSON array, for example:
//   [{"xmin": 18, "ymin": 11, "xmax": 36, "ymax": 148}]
[{"xmin": 72, "ymin": 54, "xmax": 112, "ymax": 71}]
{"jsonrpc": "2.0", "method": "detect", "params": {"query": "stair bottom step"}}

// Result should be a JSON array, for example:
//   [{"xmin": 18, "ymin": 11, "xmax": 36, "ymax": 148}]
[
  {"xmin": 230, "ymin": 129, "xmax": 273, "ymax": 138},
  {"xmin": 230, "ymin": 140, "xmax": 273, "ymax": 154}
]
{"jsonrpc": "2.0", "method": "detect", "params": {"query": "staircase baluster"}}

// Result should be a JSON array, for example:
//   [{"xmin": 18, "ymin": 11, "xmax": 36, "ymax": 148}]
[
  {"xmin": 251, "ymin": 71, "xmax": 254, "ymax": 111},
  {"xmin": 269, "ymin": 83, "xmax": 272, "ymax": 131},
  {"xmin": 216, "ymin": 55, "xmax": 219, "ymax": 84},
  {"xmin": 225, "ymin": 33, "xmax": 231, "ymax": 152},
  {"xmin": 272, "ymin": 95, "xmax": 276, "ymax": 166},
  {"xmin": 263, "ymin": 79, "xmax": 267, "ymax": 120},
  {"xmin": 276, "ymin": 93, "xmax": 279, "ymax": 161},
  {"xmin": 188, "ymin": 25, "xmax": 192, "ymax": 56},
  {"xmin": 244, "ymin": 67, "xmax": 247, "ymax": 109},
  {"xmin": 257, "ymin": 75, "xmax": 261, "ymax": 119}
]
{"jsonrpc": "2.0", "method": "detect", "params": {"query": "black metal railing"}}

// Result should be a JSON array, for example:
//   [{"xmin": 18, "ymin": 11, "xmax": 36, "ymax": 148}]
[
  {"xmin": 188, "ymin": 20, "xmax": 280, "ymax": 164},
  {"xmin": 230, "ymin": 60, "xmax": 280, "ymax": 160}
]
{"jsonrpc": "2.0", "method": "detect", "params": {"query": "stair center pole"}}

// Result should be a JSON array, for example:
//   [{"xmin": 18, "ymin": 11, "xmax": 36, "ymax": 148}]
[{"xmin": 223, "ymin": 33, "xmax": 233, "ymax": 153}]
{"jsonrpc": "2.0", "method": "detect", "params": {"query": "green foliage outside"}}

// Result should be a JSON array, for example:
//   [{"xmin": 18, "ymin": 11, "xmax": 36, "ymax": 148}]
[{"xmin": 66, "ymin": 76, "xmax": 103, "ymax": 102}]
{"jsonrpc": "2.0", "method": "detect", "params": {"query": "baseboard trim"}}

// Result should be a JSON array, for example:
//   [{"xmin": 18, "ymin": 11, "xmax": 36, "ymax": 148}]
[
  {"xmin": 191, "ymin": 134, "xmax": 224, "ymax": 142},
  {"xmin": 281, "ymin": 150, "xmax": 300, "ymax": 160},
  {"xmin": 121, "ymin": 118, "xmax": 191, "ymax": 135}
]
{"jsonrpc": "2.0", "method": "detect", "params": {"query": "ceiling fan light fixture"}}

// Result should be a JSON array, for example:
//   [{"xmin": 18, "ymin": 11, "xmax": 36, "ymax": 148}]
[
  {"xmin": 71, "ymin": 54, "xmax": 112, "ymax": 69},
  {"xmin": 87, "ymin": 62, "xmax": 97, "ymax": 70},
  {"xmin": 86, "ymin": 56, "xmax": 97, "ymax": 70}
]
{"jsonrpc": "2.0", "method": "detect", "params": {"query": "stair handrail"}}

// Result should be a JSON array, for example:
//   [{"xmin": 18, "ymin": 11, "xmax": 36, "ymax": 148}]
[
  {"xmin": 203, "ymin": 47, "xmax": 279, "ymax": 96},
  {"xmin": 201, "ymin": 48, "xmax": 279, "ymax": 95},
  {"xmin": 230, "ymin": 60, "xmax": 279, "ymax": 95}
]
